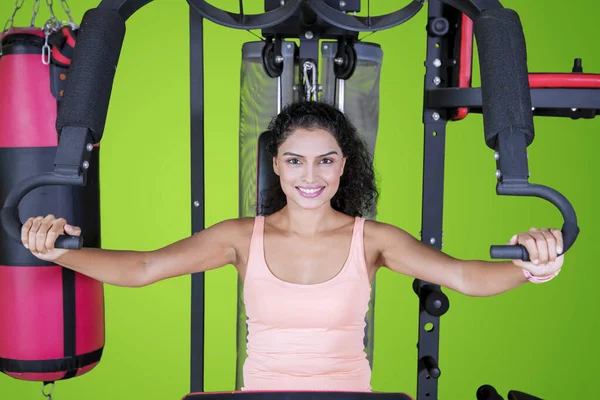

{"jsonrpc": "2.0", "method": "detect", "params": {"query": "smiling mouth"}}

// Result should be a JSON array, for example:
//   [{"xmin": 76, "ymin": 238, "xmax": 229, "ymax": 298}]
[{"xmin": 296, "ymin": 186, "xmax": 326, "ymax": 198}]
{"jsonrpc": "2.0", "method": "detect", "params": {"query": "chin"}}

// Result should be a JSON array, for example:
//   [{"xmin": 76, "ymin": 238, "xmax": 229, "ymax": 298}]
[{"xmin": 295, "ymin": 199, "xmax": 330, "ymax": 211}]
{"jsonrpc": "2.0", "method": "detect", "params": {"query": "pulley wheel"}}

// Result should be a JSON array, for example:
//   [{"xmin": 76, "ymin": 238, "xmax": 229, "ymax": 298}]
[
  {"xmin": 333, "ymin": 43, "xmax": 356, "ymax": 80},
  {"xmin": 261, "ymin": 40, "xmax": 284, "ymax": 78}
]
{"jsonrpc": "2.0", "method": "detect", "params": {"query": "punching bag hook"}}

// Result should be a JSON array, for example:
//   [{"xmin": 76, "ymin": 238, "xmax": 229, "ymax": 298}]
[{"xmin": 42, "ymin": 381, "xmax": 55, "ymax": 400}]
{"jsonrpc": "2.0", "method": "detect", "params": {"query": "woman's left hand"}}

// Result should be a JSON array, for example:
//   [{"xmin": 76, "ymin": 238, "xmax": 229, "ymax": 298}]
[{"xmin": 509, "ymin": 227, "xmax": 564, "ymax": 277}]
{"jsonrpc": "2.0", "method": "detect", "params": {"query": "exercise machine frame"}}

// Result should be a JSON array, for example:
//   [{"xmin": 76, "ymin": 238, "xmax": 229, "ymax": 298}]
[{"xmin": 1, "ymin": 0, "xmax": 596, "ymax": 399}]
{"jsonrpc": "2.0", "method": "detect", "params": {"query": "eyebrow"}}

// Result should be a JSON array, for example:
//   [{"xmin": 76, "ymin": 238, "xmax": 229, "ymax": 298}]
[{"xmin": 282, "ymin": 151, "xmax": 339, "ymax": 158}]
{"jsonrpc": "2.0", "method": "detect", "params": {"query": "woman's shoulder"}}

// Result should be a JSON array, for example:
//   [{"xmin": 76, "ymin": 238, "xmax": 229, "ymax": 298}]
[
  {"xmin": 204, "ymin": 217, "xmax": 257, "ymax": 243},
  {"xmin": 363, "ymin": 219, "xmax": 413, "ymax": 242},
  {"xmin": 215, "ymin": 216, "xmax": 257, "ymax": 233}
]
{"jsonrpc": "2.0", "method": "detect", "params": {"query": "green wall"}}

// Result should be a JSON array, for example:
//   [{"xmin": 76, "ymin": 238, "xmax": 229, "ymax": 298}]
[{"xmin": 1, "ymin": 0, "xmax": 598, "ymax": 399}]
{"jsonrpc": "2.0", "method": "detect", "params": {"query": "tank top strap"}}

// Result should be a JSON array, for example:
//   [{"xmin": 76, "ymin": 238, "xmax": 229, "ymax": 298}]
[
  {"xmin": 246, "ymin": 216, "xmax": 268, "ymax": 280},
  {"xmin": 251, "ymin": 215, "xmax": 266, "ymax": 244},
  {"xmin": 348, "ymin": 217, "xmax": 369, "ymax": 281}
]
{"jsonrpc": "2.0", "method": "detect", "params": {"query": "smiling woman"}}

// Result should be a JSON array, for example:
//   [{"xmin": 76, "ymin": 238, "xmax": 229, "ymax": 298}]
[
  {"xmin": 17, "ymin": 99, "xmax": 564, "ymax": 394},
  {"xmin": 263, "ymin": 101, "xmax": 379, "ymax": 218}
]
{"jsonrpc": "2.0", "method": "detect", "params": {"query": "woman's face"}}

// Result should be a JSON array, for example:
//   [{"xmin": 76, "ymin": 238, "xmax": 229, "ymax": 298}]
[{"xmin": 273, "ymin": 127, "xmax": 346, "ymax": 211}]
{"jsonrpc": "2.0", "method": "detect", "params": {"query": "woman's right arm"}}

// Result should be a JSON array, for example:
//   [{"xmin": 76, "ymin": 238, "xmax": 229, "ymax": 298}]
[{"xmin": 21, "ymin": 215, "xmax": 239, "ymax": 287}]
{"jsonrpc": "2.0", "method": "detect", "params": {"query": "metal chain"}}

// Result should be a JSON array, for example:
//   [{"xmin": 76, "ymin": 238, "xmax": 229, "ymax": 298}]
[
  {"xmin": 45, "ymin": 0, "xmax": 57, "ymax": 22},
  {"xmin": 39, "ymin": 0, "xmax": 77, "ymax": 64},
  {"xmin": 3, "ymin": 0, "xmax": 25, "ymax": 33},
  {"xmin": 2, "ymin": 0, "xmax": 75, "ymax": 32},
  {"xmin": 60, "ymin": 0, "xmax": 76, "ymax": 27},
  {"xmin": 41, "ymin": 27, "xmax": 51, "ymax": 64},
  {"xmin": 30, "ymin": 0, "xmax": 41, "ymax": 27},
  {"xmin": 43, "ymin": 0, "xmax": 77, "ymax": 31},
  {"xmin": 40, "ymin": 0, "xmax": 60, "ymax": 66},
  {"xmin": 1, "ymin": 0, "xmax": 24, "ymax": 56},
  {"xmin": 302, "ymin": 61, "xmax": 319, "ymax": 101}
]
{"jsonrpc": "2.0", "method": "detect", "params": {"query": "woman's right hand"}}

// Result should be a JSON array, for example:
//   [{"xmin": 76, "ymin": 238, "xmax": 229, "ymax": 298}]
[{"xmin": 21, "ymin": 214, "xmax": 81, "ymax": 262}]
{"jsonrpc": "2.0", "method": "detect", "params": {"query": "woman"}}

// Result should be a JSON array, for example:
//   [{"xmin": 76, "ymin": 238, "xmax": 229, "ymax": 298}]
[{"xmin": 21, "ymin": 101, "xmax": 564, "ymax": 392}]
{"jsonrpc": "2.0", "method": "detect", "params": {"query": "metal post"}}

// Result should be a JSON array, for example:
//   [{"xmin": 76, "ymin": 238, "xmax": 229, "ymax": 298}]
[
  {"xmin": 189, "ymin": 5, "xmax": 205, "ymax": 394},
  {"xmin": 416, "ymin": 1, "xmax": 463, "ymax": 398}
]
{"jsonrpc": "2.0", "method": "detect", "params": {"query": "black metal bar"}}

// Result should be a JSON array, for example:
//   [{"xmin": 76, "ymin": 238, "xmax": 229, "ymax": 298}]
[
  {"xmin": 190, "ymin": 6, "xmax": 205, "ymax": 394},
  {"xmin": 183, "ymin": 393, "xmax": 413, "ymax": 400},
  {"xmin": 187, "ymin": 0, "xmax": 302, "ymax": 30},
  {"xmin": 305, "ymin": 0, "xmax": 424, "ymax": 32},
  {"xmin": 415, "ymin": 1, "xmax": 461, "ymax": 399},
  {"xmin": 426, "ymin": 87, "xmax": 600, "ymax": 114},
  {"xmin": 415, "ymin": 118, "xmax": 446, "ymax": 400},
  {"xmin": 261, "ymin": 1, "xmax": 360, "ymax": 40},
  {"xmin": 299, "ymin": 37, "xmax": 320, "ymax": 67}
]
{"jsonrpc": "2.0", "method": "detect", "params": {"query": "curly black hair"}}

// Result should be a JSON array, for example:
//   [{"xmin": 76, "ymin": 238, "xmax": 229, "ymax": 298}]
[{"xmin": 259, "ymin": 101, "xmax": 379, "ymax": 218}]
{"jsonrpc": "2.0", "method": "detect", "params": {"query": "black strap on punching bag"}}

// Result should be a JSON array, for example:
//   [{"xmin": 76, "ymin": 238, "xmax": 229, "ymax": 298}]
[
  {"xmin": 49, "ymin": 27, "xmax": 78, "ymax": 67},
  {"xmin": 49, "ymin": 27, "xmax": 78, "ymax": 101},
  {"xmin": 62, "ymin": 268, "xmax": 77, "ymax": 379},
  {"xmin": 0, "ymin": 349, "xmax": 104, "ymax": 374}
]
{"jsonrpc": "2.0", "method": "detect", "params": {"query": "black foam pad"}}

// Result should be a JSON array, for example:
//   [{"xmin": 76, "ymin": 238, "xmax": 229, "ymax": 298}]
[
  {"xmin": 256, "ymin": 131, "xmax": 283, "ymax": 215},
  {"xmin": 473, "ymin": 8, "xmax": 534, "ymax": 149},
  {"xmin": 56, "ymin": 8, "xmax": 126, "ymax": 144}
]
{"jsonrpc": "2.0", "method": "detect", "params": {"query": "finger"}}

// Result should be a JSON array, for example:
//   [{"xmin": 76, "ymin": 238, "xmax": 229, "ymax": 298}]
[
  {"xmin": 21, "ymin": 217, "xmax": 34, "ymax": 248},
  {"xmin": 519, "ymin": 232, "xmax": 539, "ymax": 264},
  {"xmin": 539, "ymin": 229, "xmax": 557, "ymax": 262},
  {"xmin": 46, "ymin": 218, "xmax": 67, "ymax": 251},
  {"xmin": 36, "ymin": 215, "xmax": 55, "ymax": 254},
  {"xmin": 28, "ymin": 216, "xmax": 44, "ymax": 253},
  {"xmin": 64, "ymin": 224, "xmax": 81, "ymax": 236},
  {"xmin": 507, "ymin": 234, "xmax": 518, "ymax": 245},
  {"xmin": 550, "ymin": 229, "xmax": 564, "ymax": 255},
  {"xmin": 529, "ymin": 228, "xmax": 549, "ymax": 264}
]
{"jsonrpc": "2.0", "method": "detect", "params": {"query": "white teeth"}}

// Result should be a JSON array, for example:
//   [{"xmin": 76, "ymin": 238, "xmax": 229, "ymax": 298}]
[{"xmin": 298, "ymin": 187, "xmax": 322, "ymax": 194}]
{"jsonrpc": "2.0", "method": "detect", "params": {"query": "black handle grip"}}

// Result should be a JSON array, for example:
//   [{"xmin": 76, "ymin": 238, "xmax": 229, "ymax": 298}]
[
  {"xmin": 490, "ymin": 183, "xmax": 579, "ymax": 261},
  {"xmin": 490, "ymin": 244, "xmax": 529, "ymax": 261},
  {"xmin": 0, "ymin": 173, "xmax": 84, "ymax": 250},
  {"xmin": 54, "ymin": 234, "xmax": 83, "ymax": 249},
  {"xmin": 507, "ymin": 390, "xmax": 543, "ymax": 400},
  {"xmin": 477, "ymin": 384, "xmax": 504, "ymax": 400}
]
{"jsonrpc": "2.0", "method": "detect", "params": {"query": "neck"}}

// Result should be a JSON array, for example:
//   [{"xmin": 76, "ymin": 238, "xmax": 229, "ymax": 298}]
[{"xmin": 278, "ymin": 202, "xmax": 339, "ymax": 236}]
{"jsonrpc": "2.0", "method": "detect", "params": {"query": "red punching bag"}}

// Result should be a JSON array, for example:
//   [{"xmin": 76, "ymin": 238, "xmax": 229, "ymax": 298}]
[{"xmin": 0, "ymin": 26, "xmax": 105, "ymax": 383}]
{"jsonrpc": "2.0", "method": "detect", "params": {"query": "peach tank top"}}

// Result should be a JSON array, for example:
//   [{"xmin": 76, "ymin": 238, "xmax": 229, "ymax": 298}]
[{"xmin": 241, "ymin": 216, "xmax": 372, "ymax": 392}]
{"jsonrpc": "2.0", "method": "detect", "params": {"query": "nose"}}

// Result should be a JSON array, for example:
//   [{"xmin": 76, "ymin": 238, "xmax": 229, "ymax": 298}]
[{"xmin": 302, "ymin": 163, "xmax": 317, "ymax": 183}]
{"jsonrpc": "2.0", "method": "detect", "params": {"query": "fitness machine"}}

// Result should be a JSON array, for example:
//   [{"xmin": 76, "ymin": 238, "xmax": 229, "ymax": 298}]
[{"xmin": 2, "ymin": 0, "xmax": 596, "ymax": 399}]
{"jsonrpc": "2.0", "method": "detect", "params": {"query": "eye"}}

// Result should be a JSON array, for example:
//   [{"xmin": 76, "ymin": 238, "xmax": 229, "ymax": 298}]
[
  {"xmin": 320, "ymin": 158, "xmax": 333, "ymax": 164},
  {"xmin": 286, "ymin": 158, "xmax": 301, "ymax": 164}
]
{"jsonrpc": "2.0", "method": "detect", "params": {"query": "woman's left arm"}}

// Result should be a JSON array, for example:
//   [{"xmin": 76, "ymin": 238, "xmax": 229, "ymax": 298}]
[{"xmin": 370, "ymin": 222, "xmax": 564, "ymax": 297}]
